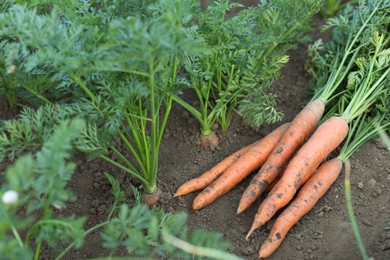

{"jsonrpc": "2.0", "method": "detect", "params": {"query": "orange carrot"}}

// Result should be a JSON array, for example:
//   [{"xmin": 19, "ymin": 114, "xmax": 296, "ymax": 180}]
[
  {"xmin": 192, "ymin": 123, "xmax": 290, "ymax": 210},
  {"xmin": 246, "ymin": 117, "xmax": 348, "ymax": 238},
  {"xmin": 237, "ymin": 99, "xmax": 325, "ymax": 214},
  {"xmin": 174, "ymin": 140, "xmax": 256, "ymax": 197},
  {"xmin": 258, "ymin": 158, "xmax": 342, "ymax": 258},
  {"xmin": 265, "ymin": 164, "xmax": 313, "ymax": 193},
  {"xmin": 263, "ymin": 172, "xmax": 282, "ymax": 193}
]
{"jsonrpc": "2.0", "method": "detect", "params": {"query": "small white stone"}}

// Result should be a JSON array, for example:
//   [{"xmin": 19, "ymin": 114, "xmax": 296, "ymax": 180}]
[{"xmin": 2, "ymin": 190, "xmax": 19, "ymax": 204}]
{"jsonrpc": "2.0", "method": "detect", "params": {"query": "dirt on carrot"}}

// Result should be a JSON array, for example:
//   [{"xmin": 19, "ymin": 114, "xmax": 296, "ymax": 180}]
[
  {"xmin": 237, "ymin": 99, "xmax": 325, "ymax": 214},
  {"xmin": 258, "ymin": 158, "xmax": 343, "ymax": 258},
  {"xmin": 246, "ymin": 116, "xmax": 349, "ymax": 238}
]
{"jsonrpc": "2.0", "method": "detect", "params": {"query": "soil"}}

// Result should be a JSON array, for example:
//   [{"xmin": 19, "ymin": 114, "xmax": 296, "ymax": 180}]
[{"xmin": 1, "ymin": 2, "xmax": 390, "ymax": 260}]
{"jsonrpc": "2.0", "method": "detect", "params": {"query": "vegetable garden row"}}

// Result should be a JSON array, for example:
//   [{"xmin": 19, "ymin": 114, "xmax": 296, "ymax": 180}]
[{"xmin": 0, "ymin": 0, "xmax": 389, "ymax": 259}]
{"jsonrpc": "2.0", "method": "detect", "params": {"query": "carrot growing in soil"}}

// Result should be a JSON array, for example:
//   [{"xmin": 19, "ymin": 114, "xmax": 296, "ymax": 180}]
[
  {"xmin": 246, "ymin": 30, "xmax": 389, "ymax": 239},
  {"xmin": 236, "ymin": 0, "xmax": 385, "ymax": 214},
  {"xmin": 192, "ymin": 123, "xmax": 290, "ymax": 210},
  {"xmin": 174, "ymin": 0, "xmax": 322, "ymax": 149}
]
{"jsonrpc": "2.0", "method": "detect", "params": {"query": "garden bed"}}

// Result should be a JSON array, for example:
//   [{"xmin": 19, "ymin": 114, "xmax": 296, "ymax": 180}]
[
  {"xmin": 1, "ymin": 43, "xmax": 385, "ymax": 260},
  {"xmin": 1, "ymin": 1, "xmax": 389, "ymax": 260}
]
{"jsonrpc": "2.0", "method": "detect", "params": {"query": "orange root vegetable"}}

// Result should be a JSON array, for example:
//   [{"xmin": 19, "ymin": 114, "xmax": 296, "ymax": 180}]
[
  {"xmin": 142, "ymin": 188, "xmax": 162, "ymax": 206},
  {"xmin": 263, "ymin": 173, "xmax": 282, "ymax": 193},
  {"xmin": 246, "ymin": 117, "xmax": 348, "ymax": 239},
  {"xmin": 192, "ymin": 123, "xmax": 290, "ymax": 210},
  {"xmin": 174, "ymin": 142, "xmax": 255, "ymax": 197},
  {"xmin": 237, "ymin": 100, "xmax": 325, "ymax": 214},
  {"xmin": 200, "ymin": 131, "xmax": 218, "ymax": 150},
  {"xmin": 258, "ymin": 158, "xmax": 342, "ymax": 258},
  {"xmin": 264, "ymin": 164, "xmax": 313, "ymax": 194}
]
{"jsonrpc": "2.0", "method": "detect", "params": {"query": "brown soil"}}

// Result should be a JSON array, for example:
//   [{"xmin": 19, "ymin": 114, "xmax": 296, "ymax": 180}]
[{"xmin": 1, "ymin": 2, "xmax": 389, "ymax": 260}]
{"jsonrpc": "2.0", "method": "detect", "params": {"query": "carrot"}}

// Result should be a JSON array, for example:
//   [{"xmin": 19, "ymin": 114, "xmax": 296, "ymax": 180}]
[
  {"xmin": 200, "ymin": 131, "xmax": 219, "ymax": 150},
  {"xmin": 142, "ymin": 188, "xmax": 163, "ymax": 206},
  {"xmin": 174, "ymin": 141, "xmax": 256, "ymax": 197},
  {"xmin": 258, "ymin": 158, "xmax": 342, "ymax": 258},
  {"xmin": 265, "ymin": 163, "xmax": 314, "ymax": 193},
  {"xmin": 237, "ymin": 99, "xmax": 325, "ymax": 214},
  {"xmin": 263, "ymin": 173, "xmax": 282, "ymax": 193},
  {"xmin": 246, "ymin": 116, "xmax": 348, "ymax": 238},
  {"xmin": 192, "ymin": 123, "xmax": 290, "ymax": 210}
]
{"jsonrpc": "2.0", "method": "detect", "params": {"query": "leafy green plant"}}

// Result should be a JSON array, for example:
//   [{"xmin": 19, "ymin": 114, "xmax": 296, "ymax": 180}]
[
  {"xmin": 173, "ymin": 0, "xmax": 322, "ymax": 148},
  {"xmin": 0, "ymin": 118, "xmax": 86, "ymax": 259},
  {"xmin": 0, "ymin": 0, "xmax": 206, "ymax": 202},
  {"xmin": 307, "ymin": 1, "xmax": 390, "ymax": 259},
  {"xmin": 0, "ymin": 117, "xmax": 241, "ymax": 260},
  {"xmin": 320, "ymin": 0, "xmax": 358, "ymax": 18}
]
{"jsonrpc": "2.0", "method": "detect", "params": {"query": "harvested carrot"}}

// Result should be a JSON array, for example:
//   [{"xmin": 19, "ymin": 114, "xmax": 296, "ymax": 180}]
[
  {"xmin": 174, "ymin": 141, "xmax": 256, "ymax": 197},
  {"xmin": 246, "ymin": 117, "xmax": 348, "ymax": 238},
  {"xmin": 258, "ymin": 158, "xmax": 342, "ymax": 258},
  {"xmin": 263, "ymin": 173, "xmax": 282, "ymax": 193},
  {"xmin": 265, "ymin": 164, "xmax": 314, "ymax": 193},
  {"xmin": 192, "ymin": 123, "xmax": 290, "ymax": 210},
  {"xmin": 237, "ymin": 99, "xmax": 325, "ymax": 214}
]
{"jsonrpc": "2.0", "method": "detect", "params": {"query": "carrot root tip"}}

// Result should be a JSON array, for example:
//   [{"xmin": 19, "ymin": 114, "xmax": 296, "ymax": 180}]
[{"xmin": 245, "ymin": 227, "xmax": 255, "ymax": 240}]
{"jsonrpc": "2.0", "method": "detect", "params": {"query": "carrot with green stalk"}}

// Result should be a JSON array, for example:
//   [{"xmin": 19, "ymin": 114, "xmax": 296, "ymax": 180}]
[
  {"xmin": 246, "ymin": 31, "xmax": 389, "ymax": 239},
  {"xmin": 237, "ymin": 1, "xmax": 383, "ymax": 214},
  {"xmin": 258, "ymin": 109, "xmax": 390, "ymax": 258},
  {"xmin": 236, "ymin": 0, "xmax": 386, "ymax": 214}
]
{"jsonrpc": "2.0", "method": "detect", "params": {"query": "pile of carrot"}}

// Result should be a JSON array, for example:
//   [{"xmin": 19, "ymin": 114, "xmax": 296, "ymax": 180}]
[
  {"xmin": 174, "ymin": 123, "xmax": 290, "ymax": 208},
  {"xmin": 174, "ymin": 0, "xmax": 389, "ymax": 258}
]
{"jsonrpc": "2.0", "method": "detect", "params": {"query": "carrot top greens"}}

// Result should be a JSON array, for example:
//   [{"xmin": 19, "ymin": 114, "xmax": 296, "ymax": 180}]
[{"xmin": 174, "ymin": 0, "xmax": 322, "ymax": 138}]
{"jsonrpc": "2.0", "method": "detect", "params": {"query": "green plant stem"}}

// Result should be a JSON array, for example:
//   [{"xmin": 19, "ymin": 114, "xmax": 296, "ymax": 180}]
[
  {"xmin": 11, "ymin": 225, "xmax": 24, "ymax": 247},
  {"xmin": 34, "ymin": 241, "xmax": 42, "ymax": 260},
  {"xmin": 118, "ymin": 132, "xmax": 147, "ymax": 176},
  {"xmin": 124, "ymin": 114, "xmax": 146, "ymax": 163},
  {"xmin": 56, "ymin": 222, "xmax": 109, "ymax": 260},
  {"xmin": 172, "ymin": 95, "xmax": 203, "ymax": 126},
  {"xmin": 162, "ymin": 232, "xmax": 242, "ymax": 260},
  {"xmin": 341, "ymin": 66, "xmax": 389, "ymax": 123},
  {"xmin": 99, "ymin": 155, "xmax": 147, "ymax": 186},
  {"xmin": 21, "ymin": 85, "xmax": 54, "ymax": 105},
  {"xmin": 68, "ymin": 72, "xmax": 97, "ymax": 104},
  {"xmin": 110, "ymin": 146, "xmax": 139, "ymax": 174},
  {"xmin": 316, "ymin": 0, "xmax": 383, "ymax": 102},
  {"xmin": 148, "ymin": 56, "xmax": 158, "ymax": 193},
  {"xmin": 344, "ymin": 159, "xmax": 369, "ymax": 260}
]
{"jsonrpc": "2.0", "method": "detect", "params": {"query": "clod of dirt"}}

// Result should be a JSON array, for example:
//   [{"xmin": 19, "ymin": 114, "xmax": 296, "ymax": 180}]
[
  {"xmin": 362, "ymin": 219, "xmax": 373, "ymax": 227},
  {"xmin": 368, "ymin": 178, "xmax": 377, "ymax": 188},
  {"xmin": 240, "ymin": 244, "xmax": 256, "ymax": 256},
  {"xmin": 380, "ymin": 241, "xmax": 390, "ymax": 251}
]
